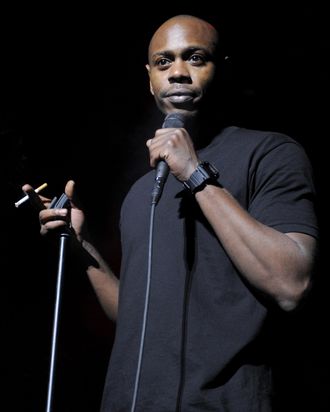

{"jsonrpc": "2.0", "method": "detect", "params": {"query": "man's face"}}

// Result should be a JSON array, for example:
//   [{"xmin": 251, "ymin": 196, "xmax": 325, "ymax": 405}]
[{"xmin": 146, "ymin": 17, "xmax": 218, "ymax": 118}]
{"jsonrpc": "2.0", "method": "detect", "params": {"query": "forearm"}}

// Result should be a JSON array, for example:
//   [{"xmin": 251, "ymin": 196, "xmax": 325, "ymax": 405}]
[
  {"xmin": 195, "ymin": 184, "xmax": 316, "ymax": 310},
  {"xmin": 80, "ymin": 239, "xmax": 119, "ymax": 322}
]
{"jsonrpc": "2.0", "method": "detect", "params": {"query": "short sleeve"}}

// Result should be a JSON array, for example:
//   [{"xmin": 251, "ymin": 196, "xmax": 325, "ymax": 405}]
[{"xmin": 248, "ymin": 139, "xmax": 318, "ymax": 238}]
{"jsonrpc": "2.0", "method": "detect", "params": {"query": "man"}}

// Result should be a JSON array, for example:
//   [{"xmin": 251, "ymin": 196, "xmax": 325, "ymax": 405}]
[{"xmin": 23, "ymin": 14, "xmax": 318, "ymax": 411}]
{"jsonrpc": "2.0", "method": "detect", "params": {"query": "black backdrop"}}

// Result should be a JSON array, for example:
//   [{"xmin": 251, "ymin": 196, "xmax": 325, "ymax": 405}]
[{"xmin": 2, "ymin": 4, "xmax": 330, "ymax": 411}]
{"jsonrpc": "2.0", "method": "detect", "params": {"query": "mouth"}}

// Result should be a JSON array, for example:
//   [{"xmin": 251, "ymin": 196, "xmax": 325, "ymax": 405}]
[
  {"xmin": 167, "ymin": 94, "xmax": 194, "ymax": 104},
  {"xmin": 165, "ymin": 89, "xmax": 196, "ymax": 104}
]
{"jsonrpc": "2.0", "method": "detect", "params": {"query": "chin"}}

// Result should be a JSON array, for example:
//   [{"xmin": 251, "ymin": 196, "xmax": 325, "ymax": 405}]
[{"xmin": 167, "ymin": 107, "xmax": 198, "ymax": 118}]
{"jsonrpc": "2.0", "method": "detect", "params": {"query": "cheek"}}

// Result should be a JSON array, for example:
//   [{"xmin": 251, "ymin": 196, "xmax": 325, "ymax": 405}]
[
  {"xmin": 195, "ymin": 64, "xmax": 216, "ymax": 81},
  {"xmin": 194, "ymin": 71, "xmax": 216, "ymax": 92},
  {"xmin": 149, "ymin": 76, "xmax": 163, "ymax": 96}
]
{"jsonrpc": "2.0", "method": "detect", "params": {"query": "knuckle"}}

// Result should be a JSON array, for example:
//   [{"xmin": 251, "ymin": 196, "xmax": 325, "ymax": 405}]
[{"xmin": 167, "ymin": 135, "xmax": 177, "ymax": 146}]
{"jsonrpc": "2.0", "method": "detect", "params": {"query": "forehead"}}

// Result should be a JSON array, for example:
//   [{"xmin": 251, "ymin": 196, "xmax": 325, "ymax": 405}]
[{"xmin": 149, "ymin": 19, "xmax": 217, "ymax": 58}]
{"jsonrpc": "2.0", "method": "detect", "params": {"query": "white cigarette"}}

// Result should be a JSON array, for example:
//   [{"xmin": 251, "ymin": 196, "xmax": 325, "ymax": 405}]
[{"xmin": 15, "ymin": 183, "xmax": 48, "ymax": 208}]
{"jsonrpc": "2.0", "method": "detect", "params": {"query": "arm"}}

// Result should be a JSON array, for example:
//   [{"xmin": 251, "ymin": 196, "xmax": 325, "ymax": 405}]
[
  {"xmin": 23, "ymin": 180, "xmax": 119, "ymax": 321},
  {"xmin": 77, "ymin": 238, "xmax": 119, "ymax": 321},
  {"xmin": 194, "ymin": 184, "xmax": 316, "ymax": 311},
  {"xmin": 147, "ymin": 126, "xmax": 317, "ymax": 311}
]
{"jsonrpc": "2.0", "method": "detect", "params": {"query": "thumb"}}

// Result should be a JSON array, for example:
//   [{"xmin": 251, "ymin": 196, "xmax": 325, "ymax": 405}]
[
  {"xmin": 65, "ymin": 179, "xmax": 75, "ymax": 200},
  {"xmin": 65, "ymin": 180, "xmax": 83, "ymax": 209}
]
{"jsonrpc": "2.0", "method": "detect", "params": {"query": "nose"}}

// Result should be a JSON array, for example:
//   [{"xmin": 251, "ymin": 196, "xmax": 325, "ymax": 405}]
[{"xmin": 168, "ymin": 59, "xmax": 192, "ymax": 84}]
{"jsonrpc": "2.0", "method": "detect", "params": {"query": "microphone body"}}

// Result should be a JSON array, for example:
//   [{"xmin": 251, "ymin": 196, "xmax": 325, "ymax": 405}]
[{"xmin": 151, "ymin": 113, "xmax": 186, "ymax": 204}]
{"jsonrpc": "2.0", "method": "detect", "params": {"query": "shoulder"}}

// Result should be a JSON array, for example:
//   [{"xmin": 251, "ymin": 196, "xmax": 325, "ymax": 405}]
[
  {"xmin": 218, "ymin": 125, "xmax": 298, "ymax": 146},
  {"xmin": 211, "ymin": 126, "xmax": 307, "ymax": 159}
]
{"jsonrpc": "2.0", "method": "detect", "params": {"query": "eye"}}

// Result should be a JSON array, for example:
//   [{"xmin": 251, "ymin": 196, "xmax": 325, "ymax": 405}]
[
  {"xmin": 189, "ymin": 54, "xmax": 206, "ymax": 65},
  {"xmin": 155, "ymin": 57, "xmax": 172, "ymax": 69}
]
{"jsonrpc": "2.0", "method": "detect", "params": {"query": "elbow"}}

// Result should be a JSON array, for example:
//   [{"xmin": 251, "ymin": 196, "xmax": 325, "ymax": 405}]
[
  {"xmin": 276, "ymin": 275, "xmax": 312, "ymax": 312},
  {"xmin": 277, "ymin": 298, "xmax": 300, "ymax": 312},
  {"xmin": 277, "ymin": 232, "xmax": 318, "ymax": 311}
]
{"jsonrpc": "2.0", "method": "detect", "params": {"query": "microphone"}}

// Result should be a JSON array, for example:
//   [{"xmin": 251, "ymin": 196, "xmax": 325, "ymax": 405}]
[{"xmin": 151, "ymin": 112, "xmax": 186, "ymax": 205}]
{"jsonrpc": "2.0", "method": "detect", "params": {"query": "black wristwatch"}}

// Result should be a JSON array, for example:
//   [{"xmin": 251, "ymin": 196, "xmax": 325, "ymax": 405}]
[{"xmin": 183, "ymin": 161, "xmax": 220, "ymax": 194}]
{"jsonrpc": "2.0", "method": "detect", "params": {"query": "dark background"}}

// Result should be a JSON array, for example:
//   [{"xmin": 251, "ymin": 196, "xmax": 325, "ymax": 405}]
[{"xmin": 2, "ymin": 4, "xmax": 329, "ymax": 411}]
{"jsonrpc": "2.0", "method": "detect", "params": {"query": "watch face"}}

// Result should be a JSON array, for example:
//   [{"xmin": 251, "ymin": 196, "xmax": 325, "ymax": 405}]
[
  {"xmin": 202, "ymin": 161, "xmax": 219, "ymax": 178},
  {"xmin": 183, "ymin": 161, "xmax": 219, "ymax": 193}
]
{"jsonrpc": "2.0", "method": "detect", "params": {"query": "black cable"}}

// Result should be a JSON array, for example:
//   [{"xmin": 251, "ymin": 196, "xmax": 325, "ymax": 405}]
[
  {"xmin": 130, "ymin": 201, "xmax": 156, "ymax": 412},
  {"xmin": 130, "ymin": 115, "xmax": 178, "ymax": 409}
]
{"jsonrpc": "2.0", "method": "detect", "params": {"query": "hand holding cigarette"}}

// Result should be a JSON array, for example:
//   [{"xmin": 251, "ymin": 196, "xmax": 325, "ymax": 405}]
[{"xmin": 15, "ymin": 183, "xmax": 47, "ymax": 208}]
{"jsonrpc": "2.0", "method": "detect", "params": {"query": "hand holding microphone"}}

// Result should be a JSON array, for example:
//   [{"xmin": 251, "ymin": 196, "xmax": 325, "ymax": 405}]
[{"xmin": 147, "ymin": 112, "xmax": 199, "ymax": 204}]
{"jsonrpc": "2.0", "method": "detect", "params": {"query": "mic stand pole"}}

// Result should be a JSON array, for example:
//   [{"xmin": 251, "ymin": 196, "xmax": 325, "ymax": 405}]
[{"xmin": 46, "ymin": 230, "xmax": 70, "ymax": 412}]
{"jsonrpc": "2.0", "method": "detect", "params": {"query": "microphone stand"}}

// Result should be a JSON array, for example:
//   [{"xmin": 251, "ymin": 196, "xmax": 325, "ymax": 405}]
[
  {"xmin": 46, "ymin": 231, "xmax": 70, "ymax": 412},
  {"xmin": 46, "ymin": 193, "xmax": 71, "ymax": 412}
]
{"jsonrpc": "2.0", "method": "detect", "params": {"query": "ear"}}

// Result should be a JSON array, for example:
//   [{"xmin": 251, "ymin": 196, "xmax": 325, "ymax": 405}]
[{"xmin": 145, "ymin": 64, "xmax": 154, "ymax": 96}]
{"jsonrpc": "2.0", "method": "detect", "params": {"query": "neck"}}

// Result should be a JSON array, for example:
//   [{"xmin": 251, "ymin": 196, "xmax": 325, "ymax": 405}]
[{"xmin": 186, "ymin": 109, "xmax": 224, "ymax": 150}]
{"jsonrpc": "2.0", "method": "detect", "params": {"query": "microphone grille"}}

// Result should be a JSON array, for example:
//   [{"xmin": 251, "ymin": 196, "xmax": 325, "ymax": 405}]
[{"xmin": 162, "ymin": 112, "xmax": 186, "ymax": 128}]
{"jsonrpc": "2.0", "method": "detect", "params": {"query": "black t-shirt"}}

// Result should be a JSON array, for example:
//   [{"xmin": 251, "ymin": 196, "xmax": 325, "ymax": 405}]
[{"xmin": 100, "ymin": 126, "xmax": 318, "ymax": 412}]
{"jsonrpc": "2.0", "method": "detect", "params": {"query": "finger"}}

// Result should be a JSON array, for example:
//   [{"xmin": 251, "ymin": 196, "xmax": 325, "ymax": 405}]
[
  {"xmin": 65, "ymin": 180, "xmax": 75, "ymax": 200},
  {"xmin": 65, "ymin": 179, "xmax": 83, "ymax": 209},
  {"xmin": 39, "ymin": 208, "xmax": 68, "ymax": 225},
  {"xmin": 148, "ymin": 139, "xmax": 175, "ymax": 167},
  {"xmin": 40, "ymin": 220, "xmax": 68, "ymax": 236},
  {"xmin": 21, "ymin": 184, "xmax": 47, "ymax": 211}
]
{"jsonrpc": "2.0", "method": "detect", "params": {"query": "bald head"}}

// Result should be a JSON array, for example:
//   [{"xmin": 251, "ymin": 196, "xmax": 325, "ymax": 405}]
[{"xmin": 148, "ymin": 15, "xmax": 219, "ymax": 64}]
